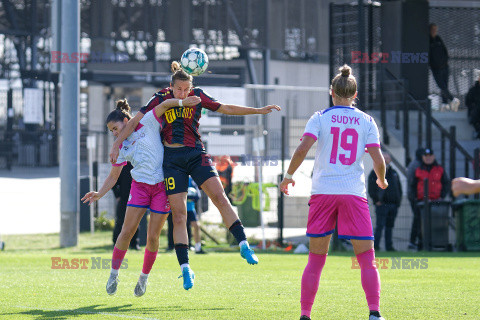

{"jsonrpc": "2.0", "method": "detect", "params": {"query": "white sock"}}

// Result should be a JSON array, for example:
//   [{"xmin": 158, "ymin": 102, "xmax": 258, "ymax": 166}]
[
  {"xmin": 239, "ymin": 240, "xmax": 248, "ymax": 248},
  {"xmin": 195, "ymin": 242, "xmax": 202, "ymax": 251},
  {"xmin": 180, "ymin": 263, "xmax": 189, "ymax": 271},
  {"xmin": 140, "ymin": 272, "xmax": 148, "ymax": 279},
  {"xmin": 110, "ymin": 268, "xmax": 119, "ymax": 276}
]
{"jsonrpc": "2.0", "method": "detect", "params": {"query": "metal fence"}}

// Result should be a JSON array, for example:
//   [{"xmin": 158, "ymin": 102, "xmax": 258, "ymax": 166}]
[
  {"xmin": 0, "ymin": 85, "xmax": 58, "ymax": 169},
  {"xmin": 429, "ymin": 6, "xmax": 480, "ymax": 105},
  {"xmin": 329, "ymin": 2, "xmax": 480, "ymax": 112}
]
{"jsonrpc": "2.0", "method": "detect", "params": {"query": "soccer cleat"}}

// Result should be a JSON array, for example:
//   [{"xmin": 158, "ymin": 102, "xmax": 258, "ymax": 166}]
[
  {"xmin": 106, "ymin": 273, "xmax": 119, "ymax": 295},
  {"xmin": 300, "ymin": 316, "xmax": 311, "ymax": 320},
  {"xmin": 134, "ymin": 275, "xmax": 148, "ymax": 297},
  {"xmin": 178, "ymin": 266, "xmax": 195, "ymax": 290},
  {"xmin": 240, "ymin": 243, "xmax": 259, "ymax": 265},
  {"xmin": 195, "ymin": 248, "xmax": 207, "ymax": 254},
  {"xmin": 369, "ymin": 311, "xmax": 385, "ymax": 320}
]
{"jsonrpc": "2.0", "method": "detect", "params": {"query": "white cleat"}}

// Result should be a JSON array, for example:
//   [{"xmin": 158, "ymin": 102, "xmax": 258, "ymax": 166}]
[
  {"xmin": 369, "ymin": 315, "xmax": 385, "ymax": 320},
  {"xmin": 134, "ymin": 275, "xmax": 148, "ymax": 297},
  {"xmin": 106, "ymin": 273, "xmax": 119, "ymax": 295}
]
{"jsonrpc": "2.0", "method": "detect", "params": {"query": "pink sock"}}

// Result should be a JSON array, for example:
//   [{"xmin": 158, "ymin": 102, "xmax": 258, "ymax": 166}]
[
  {"xmin": 111, "ymin": 246, "xmax": 127, "ymax": 270},
  {"xmin": 300, "ymin": 252, "xmax": 327, "ymax": 317},
  {"xmin": 356, "ymin": 248, "xmax": 381, "ymax": 311},
  {"xmin": 141, "ymin": 248, "xmax": 158, "ymax": 274}
]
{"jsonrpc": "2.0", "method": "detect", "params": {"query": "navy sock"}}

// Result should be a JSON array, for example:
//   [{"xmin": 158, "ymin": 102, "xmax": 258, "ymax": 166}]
[
  {"xmin": 369, "ymin": 311, "xmax": 381, "ymax": 317},
  {"xmin": 174, "ymin": 243, "xmax": 189, "ymax": 266},
  {"xmin": 229, "ymin": 220, "xmax": 247, "ymax": 244}
]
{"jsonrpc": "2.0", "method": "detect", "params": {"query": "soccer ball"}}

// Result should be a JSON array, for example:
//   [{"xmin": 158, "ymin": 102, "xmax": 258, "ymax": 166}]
[{"xmin": 180, "ymin": 48, "xmax": 209, "ymax": 76}]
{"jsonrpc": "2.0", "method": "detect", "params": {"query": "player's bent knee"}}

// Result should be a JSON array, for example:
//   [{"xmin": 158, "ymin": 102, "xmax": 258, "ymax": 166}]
[{"xmin": 210, "ymin": 192, "xmax": 229, "ymax": 207}]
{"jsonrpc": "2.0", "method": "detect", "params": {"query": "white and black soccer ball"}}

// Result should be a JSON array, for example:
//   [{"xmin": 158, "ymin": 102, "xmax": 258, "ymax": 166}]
[{"xmin": 180, "ymin": 48, "xmax": 209, "ymax": 76}]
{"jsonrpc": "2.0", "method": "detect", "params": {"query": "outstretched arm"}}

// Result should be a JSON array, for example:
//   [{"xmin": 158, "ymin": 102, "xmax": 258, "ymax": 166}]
[
  {"xmin": 279, "ymin": 136, "xmax": 316, "ymax": 195},
  {"xmin": 368, "ymin": 146, "xmax": 388, "ymax": 189},
  {"xmin": 81, "ymin": 165, "xmax": 123, "ymax": 205},
  {"xmin": 217, "ymin": 104, "xmax": 281, "ymax": 115},
  {"xmin": 452, "ymin": 177, "xmax": 480, "ymax": 197}
]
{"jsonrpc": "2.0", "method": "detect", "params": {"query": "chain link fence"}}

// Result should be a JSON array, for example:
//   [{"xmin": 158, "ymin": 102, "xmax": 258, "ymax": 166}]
[{"xmin": 429, "ymin": 6, "xmax": 480, "ymax": 108}]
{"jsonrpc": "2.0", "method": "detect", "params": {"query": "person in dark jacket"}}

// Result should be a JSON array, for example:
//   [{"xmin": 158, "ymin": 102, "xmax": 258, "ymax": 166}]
[
  {"xmin": 408, "ymin": 148, "xmax": 450, "ymax": 250},
  {"xmin": 429, "ymin": 23, "xmax": 459, "ymax": 111},
  {"xmin": 111, "ymin": 162, "xmax": 140, "ymax": 250},
  {"xmin": 368, "ymin": 152, "xmax": 402, "ymax": 251},
  {"xmin": 406, "ymin": 148, "xmax": 425, "ymax": 250},
  {"xmin": 465, "ymin": 73, "xmax": 480, "ymax": 139}
]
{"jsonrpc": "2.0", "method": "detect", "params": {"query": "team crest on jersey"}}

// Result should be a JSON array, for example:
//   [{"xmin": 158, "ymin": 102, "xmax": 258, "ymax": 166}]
[{"xmin": 165, "ymin": 107, "xmax": 194, "ymax": 123}]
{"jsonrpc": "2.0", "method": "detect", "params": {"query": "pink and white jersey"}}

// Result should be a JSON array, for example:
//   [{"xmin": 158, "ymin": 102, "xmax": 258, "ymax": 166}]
[
  {"xmin": 303, "ymin": 106, "xmax": 380, "ymax": 198},
  {"xmin": 114, "ymin": 110, "xmax": 164, "ymax": 185}
]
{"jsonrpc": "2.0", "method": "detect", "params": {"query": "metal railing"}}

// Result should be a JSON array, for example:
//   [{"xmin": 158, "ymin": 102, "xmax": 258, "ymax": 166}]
[{"xmin": 378, "ymin": 66, "xmax": 478, "ymax": 184}]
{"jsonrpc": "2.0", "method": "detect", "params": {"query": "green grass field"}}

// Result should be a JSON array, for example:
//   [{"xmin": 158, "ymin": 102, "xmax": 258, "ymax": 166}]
[{"xmin": 0, "ymin": 231, "xmax": 479, "ymax": 319}]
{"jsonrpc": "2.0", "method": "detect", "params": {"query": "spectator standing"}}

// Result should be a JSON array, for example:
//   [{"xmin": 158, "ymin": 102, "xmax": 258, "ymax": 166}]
[
  {"xmin": 406, "ymin": 148, "xmax": 424, "ymax": 250},
  {"xmin": 368, "ymin": 152, "xmax": 402, "ymax": 251},
  {"xmin": 465, "ymin": 73, "xmax": 480, "ymax": 139},
  {"xmin": 429, "ymin": 23, "xmax": 460, "ymax": 111},
  {"xmin": 408, "ymin": 148, "xmax": 450, "ymax": 250}
]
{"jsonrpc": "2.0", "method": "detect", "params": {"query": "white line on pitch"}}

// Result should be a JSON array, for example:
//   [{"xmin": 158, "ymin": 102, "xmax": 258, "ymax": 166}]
[{"xmin": 14, "ymin": 305, "xmax": 162, "ymax": 320}]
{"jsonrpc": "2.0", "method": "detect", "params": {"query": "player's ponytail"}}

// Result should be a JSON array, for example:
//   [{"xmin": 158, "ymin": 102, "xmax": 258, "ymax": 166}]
[
  {"xmin": 171, "ymin": 61, "xmax": 193, "ymax": 85},
  {"xmin": 330, "ymin": 64, "xmax": 357, "ymax": 100},
  {"xmin": 106, "ymin": 98, "xmax": 132, "ymax": 124}
]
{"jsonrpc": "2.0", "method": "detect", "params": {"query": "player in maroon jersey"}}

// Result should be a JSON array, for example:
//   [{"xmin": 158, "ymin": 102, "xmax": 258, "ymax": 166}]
[{"xmin": 109, "ymin": 61, "xmax": 280, "ymax": 290}]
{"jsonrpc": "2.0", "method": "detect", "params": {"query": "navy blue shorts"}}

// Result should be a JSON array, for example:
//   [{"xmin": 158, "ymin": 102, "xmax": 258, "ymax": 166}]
[
  {"xmin": 163, "ymin": 146, "xmax": 218, "ymax": 196},
  {"xmin": 187, "ymin": 209, "xmax": 198, "ymax": 222}
]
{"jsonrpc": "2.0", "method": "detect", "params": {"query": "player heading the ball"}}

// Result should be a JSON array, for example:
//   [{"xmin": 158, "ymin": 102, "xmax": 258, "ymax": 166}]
[{"xmin": 109, "ymin": 59, "xmax": 281, "ymax": 291}]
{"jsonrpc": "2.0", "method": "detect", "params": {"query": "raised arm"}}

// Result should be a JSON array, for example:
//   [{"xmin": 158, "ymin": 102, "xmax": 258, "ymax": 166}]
[
  {"xmin": 279, "ymin": 136, "xmax": 316, "ymax": 195},
  {"xmin": 217, "ymin": 104, "xmax": 281, "ymax": 115},
  {"xmin": 109, "ymin": 112, "xmax": 144, "ymax": 163},
  {"xmin": 368, "ymin": 146, "xmax": 388, "ymax": 189},
  {"xmin": 81, "ymin": 165, "xmax": 123, "ymax": 205}
]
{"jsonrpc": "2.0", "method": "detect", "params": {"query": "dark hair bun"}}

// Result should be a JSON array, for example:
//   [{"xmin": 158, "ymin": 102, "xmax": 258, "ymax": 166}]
[
  {"xmin": 339, "ymin": 65, "xmax": 352, "ymax": 77},
  {"xmin": 115, "ymin": 98, "xmax": 131, "ymax": 113}
]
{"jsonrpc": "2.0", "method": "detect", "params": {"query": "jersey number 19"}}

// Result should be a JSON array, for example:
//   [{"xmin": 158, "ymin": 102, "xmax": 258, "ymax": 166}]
[{"xmin": 329, "ymin": 127, "xmax": 358, "ymax": 165}]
